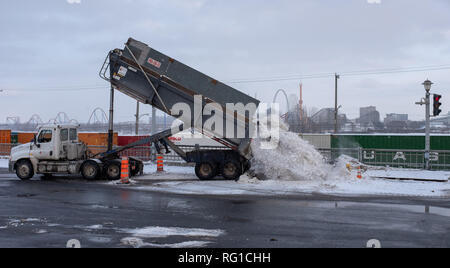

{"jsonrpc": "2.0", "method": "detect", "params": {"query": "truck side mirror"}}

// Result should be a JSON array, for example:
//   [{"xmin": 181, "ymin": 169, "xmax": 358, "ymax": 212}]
[{"xmin": 33, "ymin": 135, "xmax": 40, "ymax": 148}]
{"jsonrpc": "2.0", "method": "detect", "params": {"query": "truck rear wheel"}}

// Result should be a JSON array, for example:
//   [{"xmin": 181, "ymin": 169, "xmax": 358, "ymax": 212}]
[
  {"xmin": 195, "ymin": 162, "xmax": 217, "ymax": 181},
  {"xmin": 221, "ymin": 160, "xmax": 242, "ymax": 181},
  {"xmin": 104, "ymin": 161, "xmax": 121, "ymax": 181},
  {"xmin": 16, "ymin": 160, "xmax": 34, "ymax": 180},
  {"xmin": 81, "ymin": 161, "xmax": 100, "ymax": 180}
]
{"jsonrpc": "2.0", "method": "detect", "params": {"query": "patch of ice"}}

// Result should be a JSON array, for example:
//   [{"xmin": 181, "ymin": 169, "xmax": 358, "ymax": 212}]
[
  {"xmin": 120, "ymin": 237, "xmax": 210, "ymax": 248},
  {"xmin": 119, "ymin": 226, "xmax": 225, "ymax": 238},
  {"xmin": 108, "ymin": 179, "xmax": 137, "ymax": 185},
  {"xmin": 85, "ymin": 224, "xmax": 103, "ymax": 230}
]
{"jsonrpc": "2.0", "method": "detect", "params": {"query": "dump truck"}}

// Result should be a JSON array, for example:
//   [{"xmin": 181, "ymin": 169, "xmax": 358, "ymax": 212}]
[
  {"xmin": 100, "ymin": 38, "xmax": 261, "ymax": 180},
  {"xmin": 9, "ymin": 38, "xmax": 260, "ymax": 181}
]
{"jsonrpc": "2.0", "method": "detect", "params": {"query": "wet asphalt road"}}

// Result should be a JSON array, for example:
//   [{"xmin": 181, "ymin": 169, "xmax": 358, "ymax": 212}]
[{"xmin": 1, "ymin": 168, "xmax": 450, "ymax": 248}]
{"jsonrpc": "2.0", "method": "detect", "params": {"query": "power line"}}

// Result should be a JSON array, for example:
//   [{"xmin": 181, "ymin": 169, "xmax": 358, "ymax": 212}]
[
  {"xmin": 5, "ymin": 85, "xmax": 107, "ymax": 92},
  {"xmin": 3, "ymin": 64, "xmax": 450, "ymax": 91},
  {"xmin": 226, "ymin": 64, "xmax": 450, "ymax": 84}
]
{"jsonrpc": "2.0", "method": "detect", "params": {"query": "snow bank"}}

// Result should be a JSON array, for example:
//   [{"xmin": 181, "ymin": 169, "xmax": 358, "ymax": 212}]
[
  {"xmin": 250, "ymin": 121, "xmax": 328, "ymax": 181},
  {"xmin": 249, "ymin": 118, "xmax": 362, "ymax": 183}
]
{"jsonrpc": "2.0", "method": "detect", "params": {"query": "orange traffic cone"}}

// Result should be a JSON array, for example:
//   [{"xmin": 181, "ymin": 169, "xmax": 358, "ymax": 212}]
[
  {"xmin": 157, "ymin": 155, "xmax": 164, "ymax": 173},
  {"xmin": 357, "ymin": 166, "xmax": 363, "ymax": 179},
  {"xmin": 120, "ymin": 157, "xmax": 130, "ymax": 184}
]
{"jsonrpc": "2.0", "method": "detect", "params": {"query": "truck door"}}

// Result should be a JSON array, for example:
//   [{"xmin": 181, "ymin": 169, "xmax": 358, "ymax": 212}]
[{"xmin": 31, "ymin": 129, "xmax": 54, "ymax": 160}]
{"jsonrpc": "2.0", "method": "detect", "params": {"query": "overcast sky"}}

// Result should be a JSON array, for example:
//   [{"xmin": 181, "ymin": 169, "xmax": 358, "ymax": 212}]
[{"xmin": 1, "ymin": 0, "xmax": 450, "ymax": 124}]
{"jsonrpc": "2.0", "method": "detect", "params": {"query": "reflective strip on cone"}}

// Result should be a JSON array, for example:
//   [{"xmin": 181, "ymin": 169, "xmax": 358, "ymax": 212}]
[
  {"xmin": 120, "ymin": 157, "xmax": 130, "ymax": 184},
  {"xmin": 157, "ymin": 155, "xmax": 164, "ymax": 172}
]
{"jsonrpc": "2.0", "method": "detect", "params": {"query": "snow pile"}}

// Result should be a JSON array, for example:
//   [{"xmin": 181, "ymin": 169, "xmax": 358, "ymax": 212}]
[
  {"xmin": 237, "ymin": 173, "xmax": 260, "ymax": 184},
  {"xmin": 327, "ymin": 155, "xmax": 363, "ymax": 181},
  {"xmin": 250, "ymin": 120, "xmax": 328, "ymax": 181}
]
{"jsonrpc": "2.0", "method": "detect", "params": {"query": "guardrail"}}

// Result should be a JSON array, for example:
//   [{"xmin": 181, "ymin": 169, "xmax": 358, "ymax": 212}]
[{"xmin": 2, "ymin": 142, "xmax": 450, "ymax": 171}]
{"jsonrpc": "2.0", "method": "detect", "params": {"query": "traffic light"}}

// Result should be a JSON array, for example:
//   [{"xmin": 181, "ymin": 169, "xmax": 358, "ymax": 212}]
[{"xmin": 433, "ymin": 94, "xmax": 442, "ymax": 116}]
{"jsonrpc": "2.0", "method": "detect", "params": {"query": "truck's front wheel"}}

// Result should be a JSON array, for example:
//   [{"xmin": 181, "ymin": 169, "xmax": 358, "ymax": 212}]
[
  {"xmin": 16, "ymin": 160, "xmax": 34, "ymax": 180},
  {"xmin": 81, "ymin": 161, "xmax": 100, "ymax": 180}
]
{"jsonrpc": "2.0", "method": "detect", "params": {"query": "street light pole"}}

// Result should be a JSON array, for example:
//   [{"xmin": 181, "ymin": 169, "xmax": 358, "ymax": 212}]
[
  {"xmin": 334, "ymin": 73, "xmax": 340, "ymax": 133},
  {"xmin": 416, "ymin": 79, "xmax": 433, "ymax": 170}
]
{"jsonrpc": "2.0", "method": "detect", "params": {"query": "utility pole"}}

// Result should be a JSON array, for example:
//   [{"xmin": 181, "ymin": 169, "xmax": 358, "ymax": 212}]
[
  {"xmin": 135, "ymin": 101, "xmax": 140, "ymax": 135},
  {"xmin": 334, "ymin": 73, "xmax": 340, "ymax": 133},
  {"xmin": 416, "ymin": 79, "xmax": 433, "ymax": 170},
  {"xmin": 151, "ymin": 106, "xmax": 157, "ymax": 135},
  {"xmin": 107, "ymin": 87, "xmax": 115, "ymax": 151}
]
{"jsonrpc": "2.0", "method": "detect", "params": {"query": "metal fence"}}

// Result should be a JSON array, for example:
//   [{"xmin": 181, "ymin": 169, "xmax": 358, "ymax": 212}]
[
  {"xmin": 318, "ymin": 148, "xmax": 450, "ymax": 171},
  {"xmin": 2, "ymin": 142, "xmax": 450, "ymax": 171}
]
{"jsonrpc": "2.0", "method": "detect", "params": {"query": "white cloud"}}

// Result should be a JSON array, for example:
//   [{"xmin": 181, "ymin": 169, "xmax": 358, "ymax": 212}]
[{"xmin": 67, "ymin": 0, "xmax": 81, "ymax": 4}]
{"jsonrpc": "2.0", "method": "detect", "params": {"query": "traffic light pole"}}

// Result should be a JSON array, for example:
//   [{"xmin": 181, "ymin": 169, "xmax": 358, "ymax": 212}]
[
  {"xmin": 416, "ymin": 80, "xmax": 434, "ymax": 170},
  {"xmin": 425, "ymin": 91, "xmax": 431, "ymax": 170}
]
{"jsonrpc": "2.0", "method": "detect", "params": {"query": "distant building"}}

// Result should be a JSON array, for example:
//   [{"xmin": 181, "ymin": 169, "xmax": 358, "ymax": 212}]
[
  {"xmin": 359, "ymin": 106, "xmax": 380, "ymax": 125},
  {"xmin": 309, "ymin": 108, "xmax": 347, "ymax": 132},
  {"xmin": 384, "ymin": 113, "xmax": 408, "ymax": 124}
]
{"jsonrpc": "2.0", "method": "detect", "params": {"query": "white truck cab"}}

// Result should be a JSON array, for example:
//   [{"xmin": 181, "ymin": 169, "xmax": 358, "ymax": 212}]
[{"xmin": 9, "ymin": 124, "xmax": 94, "ymax": 180}]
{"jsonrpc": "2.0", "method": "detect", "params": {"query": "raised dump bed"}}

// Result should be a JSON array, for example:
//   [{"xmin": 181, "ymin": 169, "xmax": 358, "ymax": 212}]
[{"xmin": 100, "ymin": 38, "xmax": 261, "ymax": 180}]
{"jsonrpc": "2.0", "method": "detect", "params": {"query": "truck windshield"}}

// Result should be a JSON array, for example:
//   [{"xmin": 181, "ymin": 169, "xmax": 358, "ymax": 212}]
[
  {"xmin": 69, "ymin": 129, "xmax": 77, "ymax": 141},
  {"xmin": 37, "ymin": 130, "xmax": 52, "ymax": 143},
  {"xmin": 60, "ymin": 129, "xmax": 68, "ymax": 142}
]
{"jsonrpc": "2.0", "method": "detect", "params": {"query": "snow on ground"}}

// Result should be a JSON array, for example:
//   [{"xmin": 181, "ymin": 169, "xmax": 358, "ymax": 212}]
[
  {"xmin": 0, "ymin": 158, "xmax": 9, "ymax": 169},
  {"xmin": 134, "ymin": 162, "xmax": 450, "ymax": 197},
  {"xmin": 366, "ymin": 169, "xmax": 450, "ymax": 182},
  {"xmin": 144, "ymin": 163, "xmax": 195, "ymax": 176}
]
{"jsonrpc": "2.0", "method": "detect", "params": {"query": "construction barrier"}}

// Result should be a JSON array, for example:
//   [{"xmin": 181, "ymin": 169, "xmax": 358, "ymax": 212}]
[
  {"xmin": 120, "ymin": 157, "xmax": 130, "ymax": 184},
  {"xmin": 357, "ymin": 166, "xmax": 363, "ymax": 179},
  {"xmin": 157, "ymin": 155, "xmax": 164, "ymax": 172}
]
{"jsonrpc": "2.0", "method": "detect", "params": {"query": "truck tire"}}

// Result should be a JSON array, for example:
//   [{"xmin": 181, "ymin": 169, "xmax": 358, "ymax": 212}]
[
  {"xmin": 81, "ymin": 161, "xmax": 100, "ymax": 180},
  {"xmin": 195, "ymin": 162, "xmax": 217, "ymax": 181},
  {"xmin": 221, "ymin": 160, "xmax": 242, "ymax": 181},
  {"xmin": 130, "ymin": 162, "xmax": 142, "ymax": 177},
  {"xmin": 104, "ymin": 161, "xmax": 121, "ymax": 181},
  {"xmin": 16, "ymin": 160, "xmax": 34, "ymax": 180}
]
